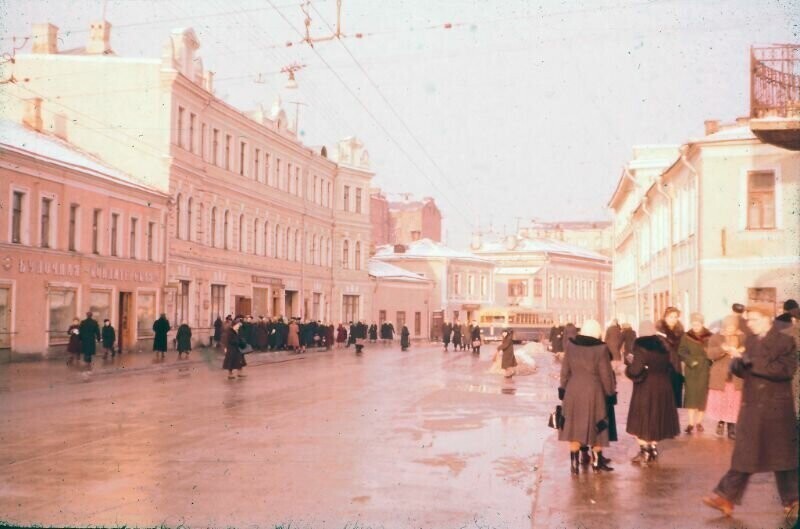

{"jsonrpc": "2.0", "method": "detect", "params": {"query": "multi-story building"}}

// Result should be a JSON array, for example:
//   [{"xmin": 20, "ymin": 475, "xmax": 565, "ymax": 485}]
[
  {"xmin": 6, "ymin": 22, "xmax": 374, "ymax": 342},
  {"xmin": 368, "ymin": 259, "xmax": 434, "ymax": 340},
  {"xmin": 608, "ymin": 118, "xmax": 800, "ymax": 329},
  {"xmin": 370, "ymin": 191, "xmax": 442, "ymax": 246},
  {"xmin": 372, "ymin": 238, "xmax": 494, "ymax": 338},
  {"xmin": 471, "ymin": 231, "xmax": 612, "ymax": 327},
  {"xmin": 0, "ymin": 114, "xmax": 170, "ymax": 357}
]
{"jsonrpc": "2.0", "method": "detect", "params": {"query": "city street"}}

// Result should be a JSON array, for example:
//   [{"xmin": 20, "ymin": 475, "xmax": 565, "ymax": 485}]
[{"xmin": 0, "ymin": 345, "xmax": 795, "ymax": 529}]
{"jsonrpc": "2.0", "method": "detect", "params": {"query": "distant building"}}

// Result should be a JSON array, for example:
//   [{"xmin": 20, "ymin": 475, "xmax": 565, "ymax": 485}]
[
  {"xmin": 519, "ymin": 220, "xmax": 613, "ymax": 256},
  {"xmin": 368, "ymin": 259, "xmax": 434, "ymax": 340},
  {"xmin": 608, "ymin": 118, "xmax": 800, "ymax": 329},
  {"xmin": 372, "ymin": 239, "xmax": 494, "ymax": 338},
  {"xmin": 370, "ymin": 192, "xmax": 442, "ymax": 247},
  {"xmin": 471, "ymin": 231, "xmax": 612, "ymax": 327}
]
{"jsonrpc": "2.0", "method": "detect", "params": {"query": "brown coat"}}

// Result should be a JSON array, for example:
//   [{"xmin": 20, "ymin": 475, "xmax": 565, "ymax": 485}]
[
  {"xmin": 729, "ymin": 325, "xmax": 798, "ymax": 473},
  {"xmin": 706, "ymin": 333, "xmax": 744, "ymax": 391},
  {"xmin": 558, "ymin": 336, "xmax": 616, "ymax": 446},
  {"xmin": 497, "ymin": 332, "xmax": 517, "ymax": 369}
]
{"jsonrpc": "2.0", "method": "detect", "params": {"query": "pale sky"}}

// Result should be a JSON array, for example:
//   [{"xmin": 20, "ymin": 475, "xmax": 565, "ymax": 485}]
[{"xmin": 1, "ymin": 0, "xmax": 797, "ymax": 248}]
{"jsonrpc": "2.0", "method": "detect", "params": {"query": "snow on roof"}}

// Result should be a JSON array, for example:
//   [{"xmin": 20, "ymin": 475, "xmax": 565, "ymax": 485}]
[
  {"xmin": 367, "ymin": 259, "xmax": 431, "ymax": 282},
  {"xmin": 0, "ymin": 120, "xmax": 161, "ymax": 193},
  {"xmin": 373, "ymin": 238, "xmax": 493, "ymax": 264},
  {"xmin": 475, "ymin": 237, "xmax": 609, "ymax": 262},
  {"xmin": 495, "ymin": 266, "xmax": 543, "ymax": 275}
]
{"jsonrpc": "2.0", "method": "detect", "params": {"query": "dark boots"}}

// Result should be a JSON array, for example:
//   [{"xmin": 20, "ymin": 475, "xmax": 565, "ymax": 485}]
[
  {"xmin": 632, "ymin": 445, "xmax": 655, "ymax": 464},
  {"xmin": 727, "ymin": 423, "xmax": 736, "ymax": 440},
  {"xmin": 592, "ymin": 450, "xmax": 614, "ymax": 472},
  {"xmin": 570, "ymin": 451, "xmax": 580, "ymax": 475}
]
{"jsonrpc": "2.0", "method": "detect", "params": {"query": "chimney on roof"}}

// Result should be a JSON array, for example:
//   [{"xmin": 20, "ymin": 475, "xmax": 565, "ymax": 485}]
[
  {"xmin": 31, "ymin": 23, "xmax": 58, "ymax": 54},
  {"xmin": 23, "ymin": 97, "xmax": 43, "ymax": 132},
  {"xmin": 86, "ymin": 20, "xmax": 112, "ymax": 54},
  {"xmin": 704, "ymin": 119, "xmax": 720, "ymax": 136}
]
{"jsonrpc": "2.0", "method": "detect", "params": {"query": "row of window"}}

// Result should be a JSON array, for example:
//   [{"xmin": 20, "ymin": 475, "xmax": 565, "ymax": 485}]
[
  {"xmin": 377, "ymin": 309, "xmax": 423, "ymax": 336},
  {"xmin": 547, "ymin": 276, "xmax": 599, "ymax": 301},
  {"xmin": 451, "ymin": 273, "xmax": 489, "ymax": 298},
  {"xmin": 9, "ymin": 190, "xmax": 159, "ymax": 261},
  {"xmin": 177, "ymin": 106, "xmax": 367, "ymax": 214}
]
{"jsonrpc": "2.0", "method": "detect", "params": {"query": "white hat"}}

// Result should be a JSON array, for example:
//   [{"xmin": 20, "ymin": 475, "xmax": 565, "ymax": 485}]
[{"xmin": 579, "ymin": 319, "xmax": 602, "ymax": 340}]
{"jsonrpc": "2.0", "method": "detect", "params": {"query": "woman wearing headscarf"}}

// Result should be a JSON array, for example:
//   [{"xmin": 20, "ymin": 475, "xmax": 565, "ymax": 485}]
[
  {"xmin": 706, "ymin": 315, "xmax": 745, "ymax": 439},
  {"xmin": 656, "ymin": 307, "xmax": 685, "ymax": 408},
  {"xmin": 67, "ymin": 317, "xmax": 81, "ymax": 366},
  {"xmin": 222, "ymin": 318, "xmax": 247, "ymax": 379},
  {"xmin": 400, "ymin": 324, "xmax": 410, "ymax": 351},
  {"xmin": 496, "ymin": 328, "xmax": 517, "ymax": 378},
  {"xmin": 678, "ymin": 313, "xmax": 712, "ymax": 433},
  {"xmin": 336, "ymin": 323, "xmax": 347, "ymax": 347},
  {"xmin": 558, "ymin": 320, "xmax": 616, "ymax": 474},
  {"xmin": 625, "ymin": 321, "xmax": 680, "ymax": 463}
]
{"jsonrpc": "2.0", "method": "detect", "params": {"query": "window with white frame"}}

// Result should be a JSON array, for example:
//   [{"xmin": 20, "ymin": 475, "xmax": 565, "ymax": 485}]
[
  {"xmin": 40, "ymin": 196, "xmax": 53, "ymax": 248},
  {"xmin": 110, "ymin": 213, "xmax": 120, "ymax": 256},
  {"xmin": 129, "ymin": 217, "xmax": 138, "ymax": 259},
  {"xmin": 68, "ymin": 204, "xmax": 79, "ymax": 251},
  {"xmin": 747, "ymin": 170, "xmax": 776, "ymax": 230},
  {"xmin": 11, "ymin": 189, "xmax": 28, "ymax": 244}
]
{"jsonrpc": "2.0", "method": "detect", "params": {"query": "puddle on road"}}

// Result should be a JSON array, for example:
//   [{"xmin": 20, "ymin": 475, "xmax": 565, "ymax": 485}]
[{"xmin": 414, "ymin": 453, "xmax": 477, "ymax": 476}]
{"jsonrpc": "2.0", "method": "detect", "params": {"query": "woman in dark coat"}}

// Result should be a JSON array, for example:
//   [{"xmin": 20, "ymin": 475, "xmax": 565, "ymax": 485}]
[
  {"xmin": 655, "ymin": 307, "xmax": 685, "ymax": 408},
  {"xmin": 452, "ymin": 323, "xmax": 462, "ymax": 351},
  {"xmin": 678, "ymin": 313, "xmax": 712, "ymax": 433},
  {"xmin": 222, "ymin": 319, "xmax": 247, "ymax": 379},
  {"xmin": 442, "ymin": 322, "xmax": 452, "ymax": 351},
  {"xmin": 152, "ymin": 314, "xmax": 170, "ymax": 358},
  {"xmin": 101, "ymin": 319, "xmax": 116, "ymax": 359},
  {"xmin": 604, "ymin": 320, "xmax": 622, "ymax": 362},
  {"xmin": 336, "ymin": 324, "xmax": 347, "ymax": 347},
  {"xmin": 496, "ymin": 329, "xmax": 517, "ymax": 378},
  {"xmin": 255, "ymin": 317, "xmax": 269, "ymax": 351},
  {"xmin": 79, "ymin": 312, "xmax": 101, "ymax": 365},
  {"xmin": 400, "ymin": 325, "xmax": 410, "ymax": 351},
  {"xmin": 66, "ymin": 318, "xmax": 81, "ymax": 365},
  {"xmin": 625, "ymin": 323, "xmax": 680, "ymax": 463},
  {"xmin": 176, "ymin": 323, "xmax": 192, "ymax": 358},
  {"xmin": 558, "ymin": 320, "xmax": 616, "ymax": 474},
  {"xmin": 703, "ymin": 305, "xmax": 798, "ymax": 517},
  {"xmin": 471, "ymin": 323, "xmax": 482, "ymax": 355}
]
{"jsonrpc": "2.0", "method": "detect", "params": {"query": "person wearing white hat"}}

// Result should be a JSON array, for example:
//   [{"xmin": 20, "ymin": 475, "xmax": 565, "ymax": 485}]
[{"xmin": 558, "ymin": 319, "xmax": 616, "ymax": 474}]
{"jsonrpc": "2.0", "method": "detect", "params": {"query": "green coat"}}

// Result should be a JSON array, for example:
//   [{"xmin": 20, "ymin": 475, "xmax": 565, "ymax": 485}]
[{"xmin": 678, "ymin": 330, "xmax": 712, "ymax": 410}]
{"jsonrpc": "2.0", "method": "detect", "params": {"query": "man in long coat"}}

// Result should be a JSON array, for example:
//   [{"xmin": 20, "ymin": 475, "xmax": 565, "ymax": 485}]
[
  {"xmin": 703, "ymin": 304, "xmax": 798, "ymax": 517},
  {"xmin": 79, "ymin": 312, "xmax": 101, "ymax": 365},
  {"xmin": 152, "ymin": 313, "xmax": 170, "ymax": 358},
  {"xmin": 442, "ymin": 321, "xmax": 452, "ymax": 351}
]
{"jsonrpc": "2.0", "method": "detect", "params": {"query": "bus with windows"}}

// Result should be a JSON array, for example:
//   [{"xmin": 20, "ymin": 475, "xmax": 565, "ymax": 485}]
[{"xmin": 478, "ymin": 307, "xmax": 554, "ymax": 343}]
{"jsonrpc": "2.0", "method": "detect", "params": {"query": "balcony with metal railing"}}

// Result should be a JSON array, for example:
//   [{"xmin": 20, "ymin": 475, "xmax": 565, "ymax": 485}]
[{"xmin": 750, "ymin": 44, "xmax": 800, "ymax": 150}]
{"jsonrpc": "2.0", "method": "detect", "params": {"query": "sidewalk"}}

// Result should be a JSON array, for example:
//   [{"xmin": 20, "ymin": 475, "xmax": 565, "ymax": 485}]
[
  {"xmin": 531, "ymin": 356, "xmax": 797, "ymax": 529},
  {"xmin": 0, "ymin": 345, "xmax": 331, "ymax": 394}
]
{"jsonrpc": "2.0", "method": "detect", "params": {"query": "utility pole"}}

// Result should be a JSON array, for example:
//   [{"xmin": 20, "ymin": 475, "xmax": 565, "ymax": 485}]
[{"xmin": 288, "ymin": 101, "xmax": 308, "ymax": 133}]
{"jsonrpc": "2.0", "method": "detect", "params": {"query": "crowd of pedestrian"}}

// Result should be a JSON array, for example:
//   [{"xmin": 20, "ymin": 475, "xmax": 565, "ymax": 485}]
[
  {"xmin": 440, "ymin": 320, "xmax": 483, "ymax": 353},
  {"xmin": 551, "ymin": 299, "xmax": 799, "ymax": 519}
]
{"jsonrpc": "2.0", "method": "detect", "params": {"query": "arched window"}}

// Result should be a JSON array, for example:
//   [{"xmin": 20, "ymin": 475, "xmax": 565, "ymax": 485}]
[
  {"xmin": 253, "ymin": 218, "xmax": 260, "ymax": 254},
  {"xmin": 186, "ymin": 197, "xmax": 193, "ymax": 241},
  {"xmin": 175, "ymin": 193, "xmax": 182, "ymax": 239},
  {"xmin": 223, "ymin": 210, "xmax": 230, "ymax": 249},
  {"xmin": 342, "ymin": 240, "xmax": 350, "ymax": 269},
  {"xmin": 198, "ymin": 202, "xmax": 205, "ymax": 244},
  {"xmin": 210, "ymin": 207, "xmax": 217, "ymax": 247},
  {"xmin": 274, "ymin": 224, "xmax": 281, "ymax": 258},
  {"xmin": 354, "ymin": 241, "xmax": 361, "ymax": 270},
  {"xmin": 238, "ymin": 214, "xmax": 245, "ymax": 252}
]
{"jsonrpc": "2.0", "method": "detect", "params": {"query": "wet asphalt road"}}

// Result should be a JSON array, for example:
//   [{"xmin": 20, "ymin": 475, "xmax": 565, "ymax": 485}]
[{"xmin": 0, "ymin": 344, "xmax": 796, "ymax": 529}]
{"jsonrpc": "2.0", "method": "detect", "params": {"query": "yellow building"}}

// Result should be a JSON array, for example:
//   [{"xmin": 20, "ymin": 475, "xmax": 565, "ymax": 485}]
[{"xmin": 608, "ymin": 119, "xmax": 800, "ymax": 329}]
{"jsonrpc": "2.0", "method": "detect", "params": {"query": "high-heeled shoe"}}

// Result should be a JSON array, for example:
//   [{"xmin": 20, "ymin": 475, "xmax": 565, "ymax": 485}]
[{"xmin": 592, "ymin": 451, "xmax": 614, "ymax": 472}]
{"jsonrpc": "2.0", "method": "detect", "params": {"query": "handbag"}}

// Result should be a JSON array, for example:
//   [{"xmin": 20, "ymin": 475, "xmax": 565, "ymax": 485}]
[
  {"xmin": 548, "ymin": 405, "xmax": 565, "ymax": 430},
  {"xmin": 472, "ymin": 339, "xmax": 481, "ymax": 347}
]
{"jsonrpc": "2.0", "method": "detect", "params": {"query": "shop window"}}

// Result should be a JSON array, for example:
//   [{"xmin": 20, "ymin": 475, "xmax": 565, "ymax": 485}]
[
  {"xmin": 137, "ymin": 291, "xmax": 157, "ymax": 338},
  {"xmin": 89, "ymin": 290, "xmax": 112, "ymax": 324},
  {"xmin": 48, "ymin": 288, "xmax": 77, "ymax": 345}
]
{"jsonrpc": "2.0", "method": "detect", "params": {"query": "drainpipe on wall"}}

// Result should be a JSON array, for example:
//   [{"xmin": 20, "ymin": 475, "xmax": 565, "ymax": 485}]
[
  {"xmin": 655, "ymin": 175, "xmax": 674, "ymax": 306},
  {"xmin": 622, "ymin": 168, "xmax": 641, "ymax": 327},
  {"xmin": 678, "ymin": 146, "xmax": 700, "ymax": 318}
]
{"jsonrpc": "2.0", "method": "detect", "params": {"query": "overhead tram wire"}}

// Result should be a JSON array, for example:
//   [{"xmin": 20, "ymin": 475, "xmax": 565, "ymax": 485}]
[
  {"xmin": 212, "ymin": 0, "xmax": 360, "ymax": 141},
  {"xmin": 309, "ymin": 2, "xmax": 480, "ymax": 216},
  {"xmin": 265, "ymin": 0, "xmax": 475, "ymax": 228}
]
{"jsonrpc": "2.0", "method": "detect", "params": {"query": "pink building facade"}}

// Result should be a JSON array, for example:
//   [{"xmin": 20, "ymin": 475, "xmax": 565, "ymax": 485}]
[{"xmin": 6, "ymin": 22, "xmax": 374, "ymax": 346}]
